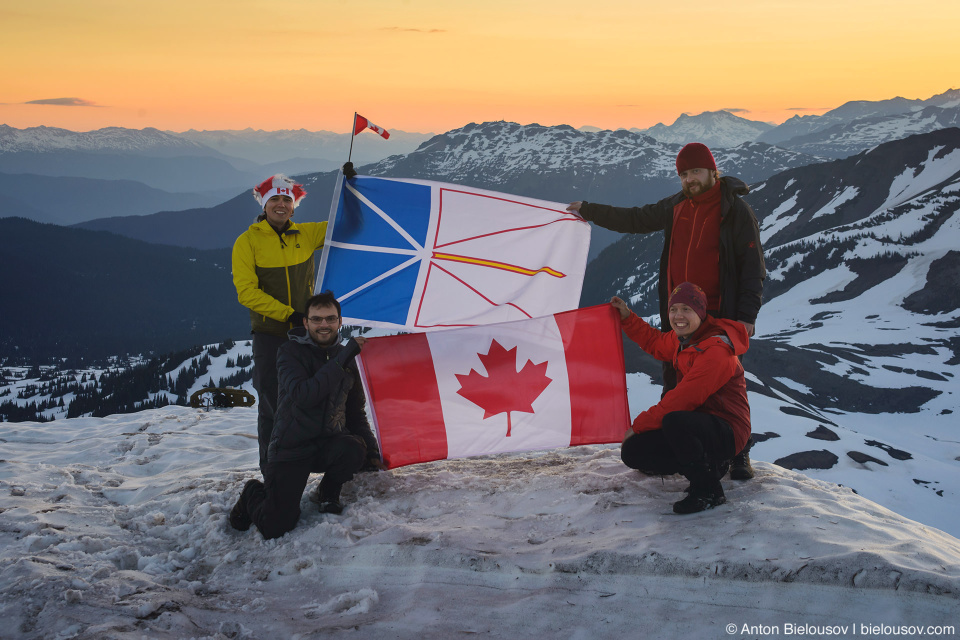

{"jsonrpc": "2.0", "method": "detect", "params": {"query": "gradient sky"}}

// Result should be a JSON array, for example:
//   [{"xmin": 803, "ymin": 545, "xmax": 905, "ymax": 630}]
[{"xmin": 2, "ymin": 0, "xmax": 958, "ymax": 134}]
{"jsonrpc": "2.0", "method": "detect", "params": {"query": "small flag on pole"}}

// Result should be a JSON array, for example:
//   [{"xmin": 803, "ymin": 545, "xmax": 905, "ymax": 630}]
[
  {"xmin": 355, "ymin": 304, "xmax": 630, "ymax": 469},
  {"xmin": 354, "ymin": 114, "xmax": 390, "ymax": 139}
]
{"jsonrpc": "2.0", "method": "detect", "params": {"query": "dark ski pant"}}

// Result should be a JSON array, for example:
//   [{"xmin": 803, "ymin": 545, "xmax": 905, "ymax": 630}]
[
  {"xmin": 245, "ymin": 434, "xmax": 367, "ymax": 540},
  {"xmin": 252, "ymin": 332, "xmax": 287, "ymax": 473},
  {"xmin": 621, "ymin": 411, "xmax": 736, "ymax": 477}
]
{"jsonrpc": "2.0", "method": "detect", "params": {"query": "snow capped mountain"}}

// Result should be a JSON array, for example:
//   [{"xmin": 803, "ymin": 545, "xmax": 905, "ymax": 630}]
[
  {"xmin": 637, "ymin": 110, "xmax": 774, "ymax": 148},
  {"xmin": 758, "ymin": 88, "xmax": 960, "ymax": 146},
  {"xmin": 367, "ymin": 121, "xmax": 821, "ymax": 194},
  {"xmin": 763, "ymin": 106, "xmax": 960, "ymax": 159},
  {"xmin": 370, "ymin": 121, "xmax": 674, "ymax": 180},
  {"xmin": 359, "ymin": 121, "xmax": 823, "ymax": 260},
  {"xmin": 749, "ymin": 128, "xmax": 960, "ymax": 248},
  {"xmin": 0, "ymin": 125, "xmax": 213, "ymax": 157},
  {"xmin": 62, "ymin": 122, "xmax": 825, "ymax": 258}
]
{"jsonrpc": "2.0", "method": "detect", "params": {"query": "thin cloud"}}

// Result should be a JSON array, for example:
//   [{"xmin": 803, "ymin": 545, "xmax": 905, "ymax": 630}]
[
  {"xmin": 25, "ymin": 97, "xmax": 102, "ymax": 107},
  {"xmin": 380, "ymin": 27, "xmax": 445, "ymax": 33},
  {"xmin": 720, "ymin": 107, "xmax": 749, "ymax": 114},
  {"xmin": 787, "ymin": 107, "xmax": 828, "ymax": 112}
]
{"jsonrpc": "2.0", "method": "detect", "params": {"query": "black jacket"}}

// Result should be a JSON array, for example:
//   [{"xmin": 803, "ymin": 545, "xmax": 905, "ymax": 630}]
[
  {"xmin": 580, "ymin": 176, "xmax": 766, "ymax": 328},
  {"xmin": 268, "ymin": 328, "xmax": 380, "ymax": 463}
]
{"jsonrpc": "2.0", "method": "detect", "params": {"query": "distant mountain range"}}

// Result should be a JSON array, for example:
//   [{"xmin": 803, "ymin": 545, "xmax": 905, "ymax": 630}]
[
  {"xmin": 0, "ymin": 172, "xmax": 227, "ymax": 225},
  {"xmin": 2, "ymin": 88, "xmax": 960, "ymax": 368},
  {"xmin": 757, "ymin": 88, "xmax": 960, "ymax": 145},
  {"xmin": 172, "ymin": 127, "xmax": 433, "ymax": 167},
  {"xmin": 760, "ymin": 104, "xmax": 960, "ymax": 158},
  {"xmin": 630, "ymin": 88, "xmax": 960, "ymax": 153},
  {"xmin": 72, "ymin": 123, "xmax": 824, "ymax": 257},
  {"xmin": 0, "ymin": 124, "xmax": 433, "ymax": 225},
  {"xmin": 2, "ymin": 88, "xmax": 956, "ymax": 228}
]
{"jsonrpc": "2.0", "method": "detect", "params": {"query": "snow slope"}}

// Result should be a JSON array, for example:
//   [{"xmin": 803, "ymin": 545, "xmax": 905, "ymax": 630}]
[{"xmin": 1, "ymin": 393, "xmax": 958, "ymax": 638}]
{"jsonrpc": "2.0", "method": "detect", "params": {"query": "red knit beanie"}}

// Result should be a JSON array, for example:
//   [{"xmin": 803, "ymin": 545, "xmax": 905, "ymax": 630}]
[
  {"xmin": 676, "ymin": 143, "xmax": 717, "ymax": 175},
  {"xmin": 668, "ymin": 282, "xmax": 708, "ymax": 320}
]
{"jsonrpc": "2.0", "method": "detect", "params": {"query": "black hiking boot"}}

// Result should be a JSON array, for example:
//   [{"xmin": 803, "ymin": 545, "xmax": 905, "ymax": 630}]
[
  {"xmin": 675, "ymin": 459, "xmax": 727, "ymax": 514},
  {"xmin": 730, "ymin": 438, "xmax": 755, "ymax": 480},
  {"xmin": 673, "ymin": 485, "xmax": 726, "ymax": 514},
  {"xmin": 683, "ymin": 459, "xmax": 728, "ymax": 493},
  {"xmin": 311, "ymin": 476, "xmax": 344, "ymax": 514},
  {"xmin": 229, "ymin": 479, "xmax": 261, "ymax": 531},
  {"xmin": 317, "ymin": 500, "xmax": 344, "ymax": 515}
]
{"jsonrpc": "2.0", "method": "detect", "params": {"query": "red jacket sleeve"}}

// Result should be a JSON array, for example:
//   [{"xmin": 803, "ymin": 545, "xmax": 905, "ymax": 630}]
[{"xmin": 620, "ymin": 312, "xmax": 677, "ymax": 361}]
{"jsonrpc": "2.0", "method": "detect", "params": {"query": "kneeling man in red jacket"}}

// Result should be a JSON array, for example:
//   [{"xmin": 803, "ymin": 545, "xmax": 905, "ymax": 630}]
[{"xmin": 613, "ymin": 282, "xmax": 751, "ymax": 514}]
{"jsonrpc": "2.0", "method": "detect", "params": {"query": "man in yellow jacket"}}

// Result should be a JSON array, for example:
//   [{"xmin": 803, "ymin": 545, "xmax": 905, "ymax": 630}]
[{"xmin": 232, "ymin": 174, "xmax": 327, "ymax": 472}]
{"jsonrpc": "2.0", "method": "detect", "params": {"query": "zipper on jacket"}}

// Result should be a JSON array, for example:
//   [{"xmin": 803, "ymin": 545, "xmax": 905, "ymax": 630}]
[{"xmin": 276, "ymin": 227, "xmax": 293, "ymax": 325}]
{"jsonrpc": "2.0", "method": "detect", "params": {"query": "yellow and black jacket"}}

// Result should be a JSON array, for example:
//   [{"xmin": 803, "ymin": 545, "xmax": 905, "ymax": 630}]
[{"xmin": 232, "ymin": 220, "xmax": 328, "ymax": 337}]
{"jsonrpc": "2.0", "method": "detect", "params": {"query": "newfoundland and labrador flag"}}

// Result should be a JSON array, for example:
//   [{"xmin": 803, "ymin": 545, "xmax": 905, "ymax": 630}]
[
  {"xmin": 355, "ymin": 304, "xmax": 630, "ymax": 469},
  {"xmin": 315, "ymin": 174, "xmax": 590, "ymax": 330}
]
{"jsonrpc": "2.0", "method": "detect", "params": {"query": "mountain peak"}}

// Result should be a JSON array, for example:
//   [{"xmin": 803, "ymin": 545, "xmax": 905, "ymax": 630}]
[{"xmin": 639, "ymin": 110, "xmax": 774, "ymax": 148}]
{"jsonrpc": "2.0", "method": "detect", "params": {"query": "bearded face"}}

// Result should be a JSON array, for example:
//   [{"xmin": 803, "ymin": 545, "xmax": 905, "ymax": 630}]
[{"xmin": 680, "ymin": 168, "xmax": 717, "ymax": 198}]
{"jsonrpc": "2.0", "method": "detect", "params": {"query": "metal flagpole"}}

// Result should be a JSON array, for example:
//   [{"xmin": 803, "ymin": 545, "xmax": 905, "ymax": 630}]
[
  {"xmin": 347, "ymin": 112, "xmax": 358, "ymax": 163},
  {"xmin": 316, "ymin": 113, "xmax": 356, "ymax": 294}
]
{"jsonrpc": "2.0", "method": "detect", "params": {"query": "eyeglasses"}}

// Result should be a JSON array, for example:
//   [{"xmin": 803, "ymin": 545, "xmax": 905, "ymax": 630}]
[{"xmin": 307, "ymin": 315, "xmax": 340, "ymax": 325}]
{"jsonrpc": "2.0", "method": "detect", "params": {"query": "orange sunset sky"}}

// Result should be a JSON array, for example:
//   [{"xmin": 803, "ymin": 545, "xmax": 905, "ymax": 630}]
[{"xmin": 2, "ymin": 0, "xmax": 958, "ymax": 134}]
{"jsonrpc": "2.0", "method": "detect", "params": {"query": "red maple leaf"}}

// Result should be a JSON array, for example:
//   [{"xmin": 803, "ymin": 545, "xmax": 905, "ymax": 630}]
[{"xmin": 455, "ymin": 339, "xmax": 552, "ymax": 437}]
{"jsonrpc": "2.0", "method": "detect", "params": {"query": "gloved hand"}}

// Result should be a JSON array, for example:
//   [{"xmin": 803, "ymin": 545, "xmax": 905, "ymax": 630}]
[
  {"xmin": 342, "ymin": 162, "xmax": 358, "ymax": 179},
  {"xmin": 287, "ymin": 311, "xmax": 306, "ymax": 327},
  {"xmin": 335, "ymin": 337, "xmax": 362, "ymax": 367}
]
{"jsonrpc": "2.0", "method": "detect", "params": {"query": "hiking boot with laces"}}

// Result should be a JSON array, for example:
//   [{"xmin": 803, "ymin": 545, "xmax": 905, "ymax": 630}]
[
  {"xmin": 730, "ymin": 438, "xmax": 755, "ymax": 480},
  {"xmin": 674, "ymin": 475, "xmax": 726, "ymax": 514}
]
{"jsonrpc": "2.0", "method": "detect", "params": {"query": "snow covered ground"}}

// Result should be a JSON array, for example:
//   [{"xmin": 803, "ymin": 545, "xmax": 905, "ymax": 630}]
[{"xmin": 2, "ymin": 394, "xmax": 959, "ymax": 639}]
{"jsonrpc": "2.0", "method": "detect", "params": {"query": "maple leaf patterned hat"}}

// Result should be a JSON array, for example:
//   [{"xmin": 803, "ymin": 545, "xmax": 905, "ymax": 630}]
[
  {"xmin": 668, "ymin": 282, "xmax": 708, "ymax": 320},
  {"xmin": 253, "ymin": 174, "xmax": 307, "ymax": 210}
]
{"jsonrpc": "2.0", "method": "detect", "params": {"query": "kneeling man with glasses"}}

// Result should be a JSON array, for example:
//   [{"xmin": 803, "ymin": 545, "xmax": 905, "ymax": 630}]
[{"xmin": 229, "ymin": 291, "xmax": 384, "ymax": 539}]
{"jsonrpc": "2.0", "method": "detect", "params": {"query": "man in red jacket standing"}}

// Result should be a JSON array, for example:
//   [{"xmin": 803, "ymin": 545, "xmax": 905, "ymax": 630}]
[{"xmin": 567, "ymin": 143, "xmax": 764, "ymax": 479}]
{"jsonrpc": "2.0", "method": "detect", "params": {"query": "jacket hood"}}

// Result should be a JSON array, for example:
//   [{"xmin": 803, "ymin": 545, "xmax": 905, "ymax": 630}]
[
  {"xmin": 287, "ymin": 326, "xmax": 312, "ymax": 344},
  {"xmin": 286, "ymin": 325, "xmax": 343, "ymax": 352},
  {"xmin": 688, "ymin": 316, "xmax": 750, "ymax": 356},
  {"xmin": 719, "ymin": 176, "xmax": 749, "ymax": 197}
]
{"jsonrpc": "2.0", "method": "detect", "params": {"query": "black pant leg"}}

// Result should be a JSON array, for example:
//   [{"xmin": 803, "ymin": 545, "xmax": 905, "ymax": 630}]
[
  {"xmin": 247, "ymin": 459, "xmax": 313, "ymax": 540},
  {"xmin": 252, "ymin": 332, "xmax": 287, "ymax": 473},
  {"xmin": 312, "ymin": 435, "xmax": 367, "ymax": 501},
  {"xmin": 660, "ymin": 411, "xmax": 736, "ymax": 466},
  {"xmin": 621, "ymin": 429, "xmax": 682, "ymax": 476}
]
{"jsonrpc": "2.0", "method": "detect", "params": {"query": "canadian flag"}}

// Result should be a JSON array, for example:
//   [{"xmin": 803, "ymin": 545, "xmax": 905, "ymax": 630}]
[
  {"xmin": 356, "ymin": 304, "xmax": 630, "ymax": 469},
  {"xmin": 353, "ymin": 114, "xmax": 390, "ymax": 139}
]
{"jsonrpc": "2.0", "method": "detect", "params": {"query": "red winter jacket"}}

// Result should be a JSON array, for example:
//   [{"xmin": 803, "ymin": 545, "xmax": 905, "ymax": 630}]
[{"xmin": 622, "ymin": 313, "xmax": 751, "ymax": 453}]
